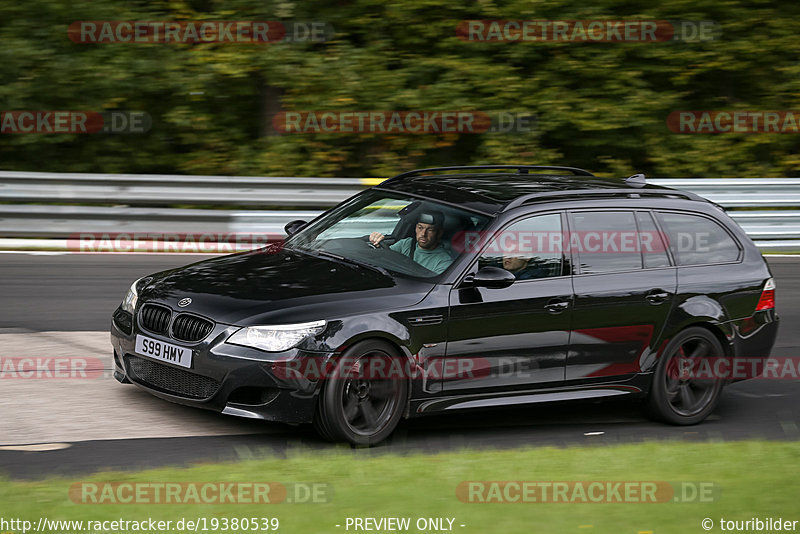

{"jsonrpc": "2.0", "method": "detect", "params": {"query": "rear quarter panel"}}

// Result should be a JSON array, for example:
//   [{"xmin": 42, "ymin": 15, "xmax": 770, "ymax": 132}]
[{"xmin": 657, "ymin": 204, "xmax": 778, "ymax": 370}]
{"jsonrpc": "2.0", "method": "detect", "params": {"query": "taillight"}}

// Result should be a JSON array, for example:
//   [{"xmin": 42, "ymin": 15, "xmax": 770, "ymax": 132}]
[{"xmin": 755, "ymin": 278, "xmax": 775, "ymax": 311}]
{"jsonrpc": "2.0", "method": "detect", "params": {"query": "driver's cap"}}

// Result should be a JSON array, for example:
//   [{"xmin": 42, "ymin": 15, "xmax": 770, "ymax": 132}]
[{"xmin": 417, "ymin": 210, "xmax": 444, "ymax": 228}]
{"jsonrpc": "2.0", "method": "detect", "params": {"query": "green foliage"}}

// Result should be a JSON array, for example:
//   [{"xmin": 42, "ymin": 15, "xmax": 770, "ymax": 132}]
[{"xmin": 1, "ymin": 0, "xmax": 800, "ymax": 177}]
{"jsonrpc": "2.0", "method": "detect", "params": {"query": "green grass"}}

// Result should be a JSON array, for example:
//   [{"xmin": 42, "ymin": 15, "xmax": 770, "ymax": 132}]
[{"xmin": 2, "ymin": 440, "xmax": 799, "ymax": 534}]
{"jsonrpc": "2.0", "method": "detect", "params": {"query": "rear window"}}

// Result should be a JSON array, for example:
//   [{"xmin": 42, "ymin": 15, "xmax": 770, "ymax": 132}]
[{"xmin": 655, "ymin": 212, "xmax": 741, "ymax": 265}]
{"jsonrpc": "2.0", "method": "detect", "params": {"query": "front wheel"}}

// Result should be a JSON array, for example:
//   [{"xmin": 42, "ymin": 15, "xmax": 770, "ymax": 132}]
[
  {"xmin": 313, "ymin": 340, "xmax": 408, "ymax": 445},
  {"xmin": 647, "ymin": 326, "xmax": 725, "ymax": 425}
]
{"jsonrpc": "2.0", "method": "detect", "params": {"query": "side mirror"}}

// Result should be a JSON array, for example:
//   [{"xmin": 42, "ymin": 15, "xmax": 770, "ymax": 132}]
[
  {"xmin": 469, "ymin": 266, "xmax": 516, "ymax": 289},
  {"xmin": 284, "ymin": 219, "xmax": 308, "ymax": 236}
]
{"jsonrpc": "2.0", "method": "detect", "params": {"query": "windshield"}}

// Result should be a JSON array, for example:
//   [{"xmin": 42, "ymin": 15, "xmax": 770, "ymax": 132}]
[{"xmin": 285, "ymin": 190, "xmax": 491, "ymax": 279}]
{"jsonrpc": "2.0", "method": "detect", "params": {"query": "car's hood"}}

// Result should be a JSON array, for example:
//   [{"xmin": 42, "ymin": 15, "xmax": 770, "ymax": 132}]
[{"xmin": 138, "ymin": 248, "xmax": 435, "ymax": 325}]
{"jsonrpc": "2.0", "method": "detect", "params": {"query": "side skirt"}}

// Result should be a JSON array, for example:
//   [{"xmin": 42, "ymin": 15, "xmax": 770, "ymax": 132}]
[{"xmin": 410, "ymin": 383, "xmax": 644, "ymax": 415}]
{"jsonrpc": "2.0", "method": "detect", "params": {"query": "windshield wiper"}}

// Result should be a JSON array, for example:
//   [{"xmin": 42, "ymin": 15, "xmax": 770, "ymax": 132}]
[{"xmin": 312, "ymin": 249, "xmax": 392, "ymax": 277}]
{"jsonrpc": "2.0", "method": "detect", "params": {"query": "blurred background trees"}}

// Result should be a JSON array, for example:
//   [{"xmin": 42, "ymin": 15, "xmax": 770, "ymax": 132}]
[{"xmin": 1, "ymin": 0, "xmax": 799, "ymax": 177}]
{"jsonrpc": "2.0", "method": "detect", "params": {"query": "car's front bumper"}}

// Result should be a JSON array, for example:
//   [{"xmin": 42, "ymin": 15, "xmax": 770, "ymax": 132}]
[{"xmin": 110, "ymin": 309, "xmax": 334, "ymax": 425}]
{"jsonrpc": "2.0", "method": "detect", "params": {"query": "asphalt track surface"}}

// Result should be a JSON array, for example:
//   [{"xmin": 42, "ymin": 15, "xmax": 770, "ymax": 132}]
[{"xmin": 0, "ymin": 253, "xmax": 798, "ymax": 479}]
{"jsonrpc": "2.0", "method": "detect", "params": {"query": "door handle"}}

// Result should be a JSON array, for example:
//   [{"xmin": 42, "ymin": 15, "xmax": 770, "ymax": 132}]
[
  {"xmin": 545, "ymin": 299, "xmax": 570, "ymax": 314},
  {"xmin": 645, "ymin": 289, "xmax": 670, "ymax": 304}
]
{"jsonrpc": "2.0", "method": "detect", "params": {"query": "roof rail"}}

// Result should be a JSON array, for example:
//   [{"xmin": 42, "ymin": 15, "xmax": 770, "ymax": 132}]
[
  {"xmin": 383, "ymin": 165, "xmax": 595, "ymax": 184},
  {"xmin": 502, "ymin": 188, "xmax": 706, "ymax": 211}
]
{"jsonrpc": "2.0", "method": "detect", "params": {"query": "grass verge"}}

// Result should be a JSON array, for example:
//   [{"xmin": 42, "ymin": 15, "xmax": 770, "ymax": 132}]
[{"xmin": 1, "ymin": 440, "xmax": 799, "ymax": 534}]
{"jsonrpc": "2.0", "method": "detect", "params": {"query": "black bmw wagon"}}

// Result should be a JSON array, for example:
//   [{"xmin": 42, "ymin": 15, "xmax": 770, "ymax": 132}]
[{"xmin": 110, "ymin": 165, "xmax": 779, "ymax": 444}]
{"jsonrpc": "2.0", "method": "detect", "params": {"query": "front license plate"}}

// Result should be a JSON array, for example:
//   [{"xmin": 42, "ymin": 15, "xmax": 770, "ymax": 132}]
[{"xmin": 135, "ymin": 335, "xmax": 193, "ymax": 369}]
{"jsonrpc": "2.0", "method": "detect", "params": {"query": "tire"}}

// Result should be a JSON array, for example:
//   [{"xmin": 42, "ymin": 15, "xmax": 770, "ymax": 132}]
[
  {"xmin": 647, "ymin": 326, "xmax": 726, "ymax": 425},
  {"xmin": 313, "ymin": 340, "xmax": 408, "ymax": 446},
  {"xmin": 312, "ymin": 396, "xmax": 337, "ymax": 442}
]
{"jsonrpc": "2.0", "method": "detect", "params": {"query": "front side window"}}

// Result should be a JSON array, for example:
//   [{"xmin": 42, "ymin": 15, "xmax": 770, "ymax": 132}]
[
  {"xmin": 655, "ymin": 211, "xmax": 741, "ymax": 265},
  {"xmin": 477, "ymin": 213, "xmax": 564, "ymax": 280}
]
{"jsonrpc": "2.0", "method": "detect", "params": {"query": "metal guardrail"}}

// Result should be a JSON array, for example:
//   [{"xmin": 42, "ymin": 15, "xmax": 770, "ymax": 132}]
[
  {"xmin": 1, "ymin": 171, "xmax": 799, "ymax": 251},
  {"xmin": 0, "ymin": 171, "xmax": 364, "ymax": 207},
  {"xmin": 650, "ymin": 178, "xmax": 800, "ymax": 208},
  {"xmin": 0, "ymin": 204, "xmax": 321, "ymax": 236}
]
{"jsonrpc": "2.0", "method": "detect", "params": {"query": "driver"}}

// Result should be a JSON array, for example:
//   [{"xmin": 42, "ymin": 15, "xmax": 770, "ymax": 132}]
[{"xmin": 369, "ymin": 211, "xmax": 454, "ymax": 274}]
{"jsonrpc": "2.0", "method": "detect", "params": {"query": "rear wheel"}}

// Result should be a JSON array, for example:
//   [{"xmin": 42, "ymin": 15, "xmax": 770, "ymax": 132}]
[
  {"xmin": 647, "ymin": 327, "xmax": 725, "ymax": 425},
  {"xmin": 313, "ymin": 340, "xmax": 408, "ymax": 445}
]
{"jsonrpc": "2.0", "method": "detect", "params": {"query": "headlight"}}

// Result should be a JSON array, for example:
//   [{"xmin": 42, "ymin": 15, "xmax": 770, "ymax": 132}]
[
  {"xmin": 121, "ymin": 279, "xmax": 139, "ymax": 314},
  {"xmin": 120, "ymin": 276, "xmax": 151, "ymax": 314},
  {"xmin": 227, "ymin": 321, "xmax": 327, "ymax": 352}
]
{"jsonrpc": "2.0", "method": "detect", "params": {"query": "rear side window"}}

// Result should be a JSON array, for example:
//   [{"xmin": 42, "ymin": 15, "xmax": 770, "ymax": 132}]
[
  {"xmin": 568, "ymin": 211, "xmax": 642, "ymax": 274},
  {"xmin": 655, "ymin": 212, "xmax": 741, "ymax": 265}
]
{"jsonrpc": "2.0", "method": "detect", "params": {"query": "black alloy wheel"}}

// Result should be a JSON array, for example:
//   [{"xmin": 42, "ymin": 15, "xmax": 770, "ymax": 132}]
[{"xmin": 647, "ymin": 326, "xmax": 726, "ymax": 425}]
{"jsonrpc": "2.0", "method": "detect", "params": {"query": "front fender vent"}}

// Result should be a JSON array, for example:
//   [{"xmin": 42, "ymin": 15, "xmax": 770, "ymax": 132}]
[{"xmin": 408, "ymin": 315, "xmax": 444, "ymax": 326}]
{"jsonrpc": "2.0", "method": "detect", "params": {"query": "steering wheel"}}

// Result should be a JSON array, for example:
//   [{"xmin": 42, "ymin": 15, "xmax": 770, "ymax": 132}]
[
  {"xmin": 327, "ymin": 236, "xmax": 437, "ymax": 277},
  {"xmin": 363, "ymin": 234, "xmax": 393, "ymax": 250}
]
